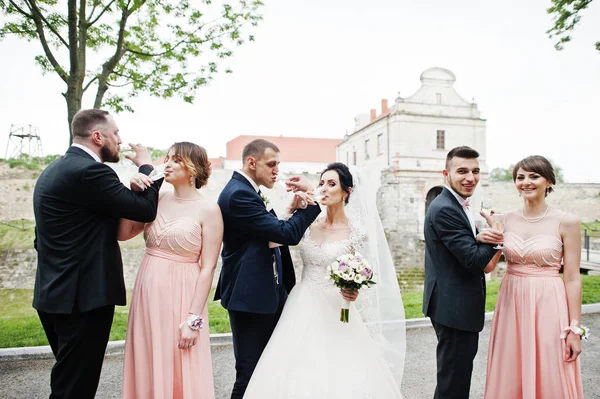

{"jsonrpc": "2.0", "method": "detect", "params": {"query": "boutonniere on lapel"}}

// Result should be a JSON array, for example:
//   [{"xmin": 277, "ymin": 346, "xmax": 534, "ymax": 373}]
[{"xmin": 260, "ymin": 192, "xmax": 273, "ymax": 211}]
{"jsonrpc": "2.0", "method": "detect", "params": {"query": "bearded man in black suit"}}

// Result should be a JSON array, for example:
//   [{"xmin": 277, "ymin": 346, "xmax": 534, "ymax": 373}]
[{"xmin": 33, "ymin": 109, "xmax": 162, "ymax": 399}]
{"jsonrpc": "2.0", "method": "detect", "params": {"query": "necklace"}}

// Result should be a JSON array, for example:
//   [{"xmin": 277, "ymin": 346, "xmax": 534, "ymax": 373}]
[{"xmin": 520, "ymin": 205, "xmax": 549, "ymax": 223}]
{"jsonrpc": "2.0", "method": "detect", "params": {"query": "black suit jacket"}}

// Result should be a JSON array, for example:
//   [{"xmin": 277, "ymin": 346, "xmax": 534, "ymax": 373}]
[
  {"xmin": 422, "ymin": 188, "xmax": 496, "ymax": 332},
  {"xmin": 33, "ymin": 146, "xmax": 162, "ymax": 313},
  {"xmin": 214, "ymin": 171, "xmax": 321, "ymax": 314}
]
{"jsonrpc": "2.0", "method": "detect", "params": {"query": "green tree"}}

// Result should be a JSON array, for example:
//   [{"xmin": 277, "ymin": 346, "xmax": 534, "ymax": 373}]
[
  {"xmin": 547, "ymin": 0, "xmax": 598, "ymax": 52},
  {"xmin": 490, "ymin": 161, "xmax": 565, "ymax": 183},
  {"xmin": 490, "ymin": 166, "xmax": 514, "ymax": 182},
  {"xmin": 1, "ymin": 0, "xmax": 263, "ymax": 145},
  {"xmin": 550, "ymin": 159, "xmax": 565, "ymax": 183}
]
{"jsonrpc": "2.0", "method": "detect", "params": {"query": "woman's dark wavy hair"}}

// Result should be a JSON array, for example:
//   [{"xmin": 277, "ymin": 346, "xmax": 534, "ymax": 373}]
[{"xmin": 320, "ymin": 162, "xmax": 353, "ymax": 204}]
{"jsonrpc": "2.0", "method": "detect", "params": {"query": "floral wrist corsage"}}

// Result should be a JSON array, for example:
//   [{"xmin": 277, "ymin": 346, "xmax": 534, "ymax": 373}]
[
  {"xmin": 179, "ymin": 314, "xmax": 204, "ymax": 331},
  {"xmin": 580, "ymin": 325, "xmax": 590, "ymax": 342},
  {"xmin": 560, "ymin": 320, "xmax": 590, "ymax": 341}
]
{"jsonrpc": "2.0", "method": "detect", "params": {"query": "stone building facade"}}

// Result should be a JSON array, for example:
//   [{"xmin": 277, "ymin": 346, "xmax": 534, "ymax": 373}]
[{"xmin": 337, "ymin": 67, "xmax": 491, "ymax": 269}]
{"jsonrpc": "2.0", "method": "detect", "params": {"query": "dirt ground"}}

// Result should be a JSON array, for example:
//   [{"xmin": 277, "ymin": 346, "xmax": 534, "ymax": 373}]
[{"xmin": 0, "ymin": 164, "xmax": 38, "ymax": 222}]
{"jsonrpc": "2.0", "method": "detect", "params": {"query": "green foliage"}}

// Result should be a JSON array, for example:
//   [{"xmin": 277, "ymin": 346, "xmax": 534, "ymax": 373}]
[
  {"xmin": 490, "ymin": 159, "xmax": 565, "ymax": 183},
  {"xmin": 42, "ymin": 154, "xmax": 61, "ymax": 164},
  {"xmin": 3, "ymin": 153, "xmax": 60, "ymax": 171},
  {"xmin": 0, "ymin": 0, "xmax": 264, "ymax": 141},
  {"xmin": 490, "ymin": 166, "xmax": 514, "ymax": 182},
  {"xmin": 547, "ymin": 0, "xmax": 598, "ymax": 52},
  {"xmin": 148, "ymin": 147, "xmax": 167, "ymax": 162}
]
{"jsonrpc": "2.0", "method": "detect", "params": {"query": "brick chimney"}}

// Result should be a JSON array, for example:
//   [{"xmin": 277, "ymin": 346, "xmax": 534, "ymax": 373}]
[
  {"xmin": 370, "ymin": 109, "xmax": 377, "ymax": 121},
  {"xmin": 381, "ymin": 99, "xmax": 388, "ymax": 114}
]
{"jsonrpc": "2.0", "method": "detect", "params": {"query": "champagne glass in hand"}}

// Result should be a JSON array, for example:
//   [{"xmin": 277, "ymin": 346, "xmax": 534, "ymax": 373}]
[
  {"xmin": 492, "ymin": 213, "xmax": 505, "ymax": 249},
  {"xmin": 148, "ymin": 164, "xmax": 166, "ymax": 181},
  {"xmin": 481, "ymin": 199, "xmax": 493, "ymax": 216},
  {"xmin": 276, "ymin": 172, "xmax": 308, "ymax": 209}
]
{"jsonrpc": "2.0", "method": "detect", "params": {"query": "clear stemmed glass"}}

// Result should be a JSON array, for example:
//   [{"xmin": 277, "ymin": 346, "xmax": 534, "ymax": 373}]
[
  {"xmin": 275, "ymin": 172, "xmax": 326, "ymax": 209},
  {"xmin": 275, "ymin": 172, "xmax": 308, "ymax": 209},
  {"xmin": 481, "ymin": 198, "xmax": 493, "ymax": 216},
  {"xmin": 148, "ymin": 163, "xmax": 166, "ymax": 181},
  {"xmin": 492, "ymin": 213, "xmax": 505, "ymax": 250}
]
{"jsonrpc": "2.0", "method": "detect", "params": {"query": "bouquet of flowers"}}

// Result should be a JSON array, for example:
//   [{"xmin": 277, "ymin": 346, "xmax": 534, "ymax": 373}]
[{"xmin": 328, "ymin": 252, "xmax": 376, "ymax": 323}]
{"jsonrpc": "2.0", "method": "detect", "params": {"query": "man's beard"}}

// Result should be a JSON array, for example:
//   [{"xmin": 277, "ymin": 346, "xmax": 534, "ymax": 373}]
[{"xmin": 100, "ymin": 143, "xmax": 120, "ymax": 163}]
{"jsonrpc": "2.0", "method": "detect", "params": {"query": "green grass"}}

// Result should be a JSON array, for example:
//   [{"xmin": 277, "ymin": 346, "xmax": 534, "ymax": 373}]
[
  {"xmin": 0, "ymin": 288, "xmax": 230, "ymax": 348},
  {"xmin": 2, "ymin": 275, "xmax": 600, "ymax": 348},
  {"xmin": 0, "ymin": 220, "xmax": 36, "ymax": 249},
  {"xmin": 582, "ymin": 220, "xmax": 600, "ymax": 231}
]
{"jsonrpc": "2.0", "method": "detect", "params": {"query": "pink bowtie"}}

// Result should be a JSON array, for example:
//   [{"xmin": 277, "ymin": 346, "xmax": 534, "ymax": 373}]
[{"xmin": 463, "ymin": 199, "xmax": 470, "ymax": 210}]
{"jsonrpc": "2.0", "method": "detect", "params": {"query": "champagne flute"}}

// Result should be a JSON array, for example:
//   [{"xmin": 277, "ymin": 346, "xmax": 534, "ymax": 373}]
[
  {"xmin": 149, "ymin": 163, "xmax": 166, "ymax": 181},
  {"xmin": 492, "ymin": 213, "xmax": 505, "ymax": 250},
  {"xmin": 481, "ymin": 198, "xmax": 493, "ymax": 215},
  {"xmin": 276, "ymin": 172, "xmax": 308, "ymax": 209}
]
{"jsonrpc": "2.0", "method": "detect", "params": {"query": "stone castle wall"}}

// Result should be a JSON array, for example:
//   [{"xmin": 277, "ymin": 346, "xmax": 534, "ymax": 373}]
[{"xmin": 0, "ymin": 165, "xmax": 598, "ymax": 289}]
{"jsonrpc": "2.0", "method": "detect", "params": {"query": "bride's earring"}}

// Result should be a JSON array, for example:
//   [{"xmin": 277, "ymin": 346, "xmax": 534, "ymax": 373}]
[{"xmin": 189, "ymin": 176, "xmax": 195, "ymax": 186}]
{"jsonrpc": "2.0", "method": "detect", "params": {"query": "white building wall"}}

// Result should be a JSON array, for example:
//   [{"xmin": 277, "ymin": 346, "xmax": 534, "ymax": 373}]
[{"xmin": 338, "ymin": 67, "xmax": 489, "ymax": 189}]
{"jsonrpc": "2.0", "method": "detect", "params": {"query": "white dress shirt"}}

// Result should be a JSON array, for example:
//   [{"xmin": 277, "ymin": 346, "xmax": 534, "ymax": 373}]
[
  {"xmin": 445, "ymin": 185, "xmax": 476, "ymax": 237},
  {"xmin": 71, "ymin": 143, "xmax": 101, "ymax": 163},
  {"xmin": 237, "ymin": 169, "xmax": 260, "ymax": 192}
]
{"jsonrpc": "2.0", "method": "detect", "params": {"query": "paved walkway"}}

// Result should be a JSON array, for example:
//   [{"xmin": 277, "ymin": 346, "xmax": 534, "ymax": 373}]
[{"xmin": 1, "ymin": 313, "xmax": 599, "ymax": 398}]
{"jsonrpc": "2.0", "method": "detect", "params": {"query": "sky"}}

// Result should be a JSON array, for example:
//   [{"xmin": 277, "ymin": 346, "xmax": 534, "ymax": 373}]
[{"xmin": 1, "ymin": 0, "xmax": 600, "ymax": 182}]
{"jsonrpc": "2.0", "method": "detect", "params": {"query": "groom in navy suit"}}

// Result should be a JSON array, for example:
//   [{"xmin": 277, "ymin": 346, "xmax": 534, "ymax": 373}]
[{"xmin": 215, "ymin": 139, "xmax": 321, "ymax": 399}]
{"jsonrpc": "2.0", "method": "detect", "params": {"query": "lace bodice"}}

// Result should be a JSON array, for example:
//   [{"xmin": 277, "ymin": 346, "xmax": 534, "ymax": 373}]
[
  {"xmin": 502, "ymin": 208, "xmax": 565, "ymax": 276},
  {"xmin": 299, "ymin": 217, "xmax": 367, "ymax": 290},
  {"xmin": 144, "ymin": 192, "xmax": 203, "ymax": 261}
]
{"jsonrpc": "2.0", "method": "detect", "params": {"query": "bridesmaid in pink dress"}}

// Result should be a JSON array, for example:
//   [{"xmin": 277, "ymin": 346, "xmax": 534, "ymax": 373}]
[
  {"xmin": 118, "ymin": 142, "xmax": 223, "ymax": 399},
  {"xmin": 483, "ymin": 155, "xmax": 583, "ymax": 398}
]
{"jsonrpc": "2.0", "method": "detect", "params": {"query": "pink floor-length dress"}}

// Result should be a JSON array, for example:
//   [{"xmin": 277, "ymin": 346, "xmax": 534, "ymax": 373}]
[
  {"xmin": 122, "ymin": 192, "xmax": 214, "ymax": 399},
  {"xmin": 485, "ymin": 208, "xmax": 583, "ymax": 399}
]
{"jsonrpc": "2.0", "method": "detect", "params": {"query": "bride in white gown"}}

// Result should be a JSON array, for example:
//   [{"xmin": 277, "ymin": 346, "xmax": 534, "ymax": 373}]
[{"xmin": 243, "ymin": 163, "xmax": 406, "ymax": 399}]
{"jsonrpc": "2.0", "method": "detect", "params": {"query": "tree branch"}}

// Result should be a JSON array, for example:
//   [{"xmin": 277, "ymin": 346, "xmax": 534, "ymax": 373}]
[
  {"xmin": 93, "ymin": 0, "xmax": 143, "ymax": 107},
  {"xmin": 7, "ymin": 0, "xmax": 33, "ymax": 19},
  {"xmin": 87, "ymin": 0, "xmax": 117, "ymax": 27},
  {"xmin": 77, "ymin": 0, "xmax": 87, "ymax": 71},
  {"xmin": 67, "ymin": 0, "xmax": 77, "ymax": 71},
  {"xmin": 20, "ymin": 0, "xmax": 68, "ymax": 82},
  {"xmin": 0, "ymin": 29, "xmax": 36, "ymax": 36},
  {"xmin": 82, "ymin": 75, "xmax": 98, "ymax": 93},
  {"xmin": 24, "ymin": 0, "xmax": 69, "ymax": 48},
  {"xmin": 126, "ymin": 21, "xmax": 241, "ymax": 58}
]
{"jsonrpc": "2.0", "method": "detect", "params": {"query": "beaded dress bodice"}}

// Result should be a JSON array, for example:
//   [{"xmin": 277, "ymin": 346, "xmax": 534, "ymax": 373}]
[
  {"xmin": 143, "ymin": 192, "xmax": 203, "ymax": 261},
  {"xmin": 502, "ymin": 208, "xmax": 565, "ymax": 277}
]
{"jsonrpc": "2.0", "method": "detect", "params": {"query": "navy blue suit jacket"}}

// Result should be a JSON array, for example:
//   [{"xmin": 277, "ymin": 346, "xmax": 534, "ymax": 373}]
[
  {"xmin": 422, "ymin": 188, "xmax": 496, "ymax": 332},
  {"xmin": 214, "ymin": 171, "xmax": 321, "ymax": 314}
]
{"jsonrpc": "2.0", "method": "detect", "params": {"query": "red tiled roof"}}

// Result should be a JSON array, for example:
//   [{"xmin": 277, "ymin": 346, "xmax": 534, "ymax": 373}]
[{"xmin": 226, "ymin": 135, "xmax": 341, "ymax": 163}]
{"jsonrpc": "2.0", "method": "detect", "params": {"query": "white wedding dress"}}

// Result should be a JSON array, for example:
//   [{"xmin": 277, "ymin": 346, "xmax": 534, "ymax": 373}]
[{"xmin": 243, "ymin": 219, "xmax": 403, "ymax": 399}]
